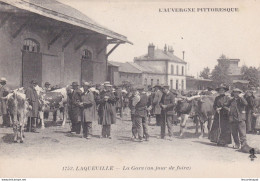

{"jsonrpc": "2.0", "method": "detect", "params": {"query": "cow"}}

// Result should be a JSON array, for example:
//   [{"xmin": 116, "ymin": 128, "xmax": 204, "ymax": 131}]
[
  {"xmin": 6, "ymin": 89, "xmax": 31, "ymax": 143},
  {"xmin": 190, "ymin": 95, "xmax": 216, "ymax": 138},
  {"xmin": 35, "ymin": 86, "xmax": 68, "ymax": 128},
  {"xmin": 175, "ymin": 94, "xmax": 215, "ymax": 138}
]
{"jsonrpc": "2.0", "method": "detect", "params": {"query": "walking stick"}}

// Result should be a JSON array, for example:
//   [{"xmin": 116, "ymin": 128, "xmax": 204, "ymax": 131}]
[{"xmin": 217, "ymin": 110, "xmax": 222, "ymax": 143}]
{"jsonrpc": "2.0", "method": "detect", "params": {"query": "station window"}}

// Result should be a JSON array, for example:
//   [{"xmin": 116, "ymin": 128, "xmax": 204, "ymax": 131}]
[
  {"xmin": 82, "ymin": 49, "xmax": 92, "ymax": 60},
  {"xmin": 23, "ymin": 39, "xmax": 40, "ymax": 53}
]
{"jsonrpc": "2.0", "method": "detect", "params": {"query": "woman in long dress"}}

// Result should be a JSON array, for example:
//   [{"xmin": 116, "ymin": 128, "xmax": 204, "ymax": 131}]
[{"xmin": 209, "ymin": 84, "xmax": 232, "ymax": 146}]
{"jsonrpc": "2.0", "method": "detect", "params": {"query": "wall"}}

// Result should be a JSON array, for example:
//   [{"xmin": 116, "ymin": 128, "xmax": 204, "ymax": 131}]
[
  {"xmin": 0, "ymin": 14, "xmax": 107, "ymax": 88},
  {"xmin": 142, "ymin": 73, "xmax": 165, "ymax": 86},
  {"xmin": 118, "ymin": 72, "xmax": 142, "ymax": 85},
  {"xmin": 167, "ymin": 62, "xmax": 186, "ymax": 90}
]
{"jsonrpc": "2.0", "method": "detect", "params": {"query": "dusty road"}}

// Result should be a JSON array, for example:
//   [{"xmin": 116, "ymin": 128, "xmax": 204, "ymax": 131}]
[{"xmin": 0, "ymin": 114, "xmax": 260, "ymax": 178}]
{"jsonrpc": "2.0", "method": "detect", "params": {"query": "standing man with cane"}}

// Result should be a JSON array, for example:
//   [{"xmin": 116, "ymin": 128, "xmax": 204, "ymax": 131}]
[{"xmin": 159, "ymin": 85, "xmax": 176, "ymax": 141}]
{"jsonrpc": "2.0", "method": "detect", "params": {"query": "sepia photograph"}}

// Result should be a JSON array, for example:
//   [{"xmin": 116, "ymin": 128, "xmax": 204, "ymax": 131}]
[{"xmin": 0, "ymin": 0, "xmax": 260, "ymax": 179}]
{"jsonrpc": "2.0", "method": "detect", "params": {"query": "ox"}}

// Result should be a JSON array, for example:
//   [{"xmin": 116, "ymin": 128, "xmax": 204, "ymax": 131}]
[{"xmin": 6, "ymin": 89, "xmax": 31, "ymax": 143}]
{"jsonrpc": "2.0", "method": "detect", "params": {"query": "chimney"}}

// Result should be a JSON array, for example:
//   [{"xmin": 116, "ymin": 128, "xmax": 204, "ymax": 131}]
[
  {"xmin": 148, "ymin": 43, "xmax": 155, "ymax": 58},
  {"xmin": 168, "ymin": 46, "xmax": 174, "ymax": 54},
  {"xmin": 182, "ymin": 51, "xmax": 185, "ymax": 60},
  {"xmin": 164, "ymin": 44, "xmax": 167, "ymax": 53}
]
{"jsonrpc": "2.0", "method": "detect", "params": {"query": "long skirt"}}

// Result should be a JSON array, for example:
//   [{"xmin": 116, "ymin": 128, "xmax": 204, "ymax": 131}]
[{"xmin": 209, "ymin": 111, "xmax": 232, "ymax": 145}]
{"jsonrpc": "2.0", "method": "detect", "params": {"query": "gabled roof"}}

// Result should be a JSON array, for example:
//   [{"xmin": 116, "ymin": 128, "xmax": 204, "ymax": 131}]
[
  {"xmin": 109, "ymin": 61, "xmax": 163, "ymax": 74},
  {"xmin": 135, "ymin": 49, "xmax": 186, "ymax": 64},
  {"xmin": 0, "ymin": 0, "xmax": 132, "ymax": 44},
  {"xmin": 109, "ymin": 61, "xmax": 142, "ymax": 74},
  {"xmin": 127, "ymin": 62, "xmax": 154, "ymax": 73}
]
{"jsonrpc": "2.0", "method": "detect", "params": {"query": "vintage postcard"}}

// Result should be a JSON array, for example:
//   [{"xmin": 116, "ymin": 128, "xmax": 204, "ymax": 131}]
[{"xmin": 0, "ymin": 0, "xmax": 260, "ymax": 178}]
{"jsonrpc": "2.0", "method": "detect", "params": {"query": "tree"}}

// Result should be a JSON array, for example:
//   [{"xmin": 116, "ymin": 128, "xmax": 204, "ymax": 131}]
[
  {"xmin": 211, "ymin": 55, "xmax": 231, "ymax": 86},
  {"xmin": 199, "ymin": 67, "xmax": 210, "ymax": 79},
  {"xmin": 241, "ymin": 65, "xmax": 259, "ymax": 87}
]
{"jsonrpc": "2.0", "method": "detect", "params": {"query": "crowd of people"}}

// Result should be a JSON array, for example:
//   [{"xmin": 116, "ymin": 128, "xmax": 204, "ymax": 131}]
[{"xmin": 0, "ymin": 76, "xmax": 260, "ymax": 150}]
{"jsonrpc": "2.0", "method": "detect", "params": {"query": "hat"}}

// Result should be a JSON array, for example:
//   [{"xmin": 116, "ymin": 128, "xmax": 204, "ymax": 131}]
[
  {"xmin": 104, "ymin": 81, "xmax": 110, "ymax": 85},
  {"xmin": 153, "ymin": 84, "xmax": 162, "ymax": 89},
  {"xmin": 163, "ymin": 84, "xmax": 170, "ymax": 89},
  {"xmin": 0, "ymin": 77, "xmax": 7, "ymax": 83},
  {"xmin": 45, "ymin": 82, "xmax": 50, "ymax": 86},
  {"xmin": 30, "ymin": 80, "xmax": 37, "ymax": 84},
  {"xmin": 71, "ymin": 82, "xmax": 79, "ymax": 86},
  {"xmin": 207, "ymin": 87, "xmax": 213, "ymax": 91},
  {"xmin": 105, "ymin": 84, "xmax": 112, "ymax": 87},
  {"xmin": 82, "ymin": 82, "xmax": 91, "ymax": 86},
  {"xmin": 136, "ymin": 85, "xmax": 144, "ymax": 90},
  {"xmin": 232, "ymin": 88, "xmax": 243, "ymax": 94},
  {"xmin": 215, "ymin": 84, "xmax": 229, "ymax": 92}
]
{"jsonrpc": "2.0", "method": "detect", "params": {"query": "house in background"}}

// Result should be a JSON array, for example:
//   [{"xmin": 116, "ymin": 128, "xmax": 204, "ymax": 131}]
[
  {"xmin": 108, "ymin": 61, "xmax": 165, "ymax": 86},
  {"xmin": 134, "ymin": 43, "xmax": 187, "ymax": 90},
  {"xmin": 0, "ymin": 0, "xmax": 131, "ymax": 88},
  {"xmin": 108, "ymin": 61, "xmax": 142, "ymax": 85}
]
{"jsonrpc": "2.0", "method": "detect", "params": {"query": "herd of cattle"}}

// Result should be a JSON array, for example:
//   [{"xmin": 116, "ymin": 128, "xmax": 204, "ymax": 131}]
[{"xmin": 2, "ymin": 85, "xmax": 260, "ymax": 147}]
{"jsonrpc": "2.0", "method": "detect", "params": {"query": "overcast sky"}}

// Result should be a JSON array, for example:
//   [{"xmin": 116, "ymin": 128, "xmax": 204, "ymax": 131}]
[{"xmin": 60, "ymin": 0, "xmax": 260, "ymax": 76}]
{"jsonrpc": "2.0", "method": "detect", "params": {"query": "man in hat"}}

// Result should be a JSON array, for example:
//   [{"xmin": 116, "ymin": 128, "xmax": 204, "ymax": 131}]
[
  {"xmin": 244, "ymin": 89, "xmax": 256, "ymax": 134},
  {"xmin": 115, "ymin": 86, "xmax": 123, "ymax": 119},
  {"xmin": 159, "ymin": 85, "xmax": 176, "ymax": 140},
  {"xmin": 209, "ymin": 84, "xmax": 231, "ymax": 146},
  {"xmin": 80, "ymin": 82, "xmax": 95, "ymax": 139},
  {"xmin": 67, "ymin": 81, "xmax": 82, "ymax": 134},
  {"xmin": 128, "ymin": 87, "xmax": 138, "ymax": 139},
  {"xmin": 133, "ymin": 85, "xmax": 149, "ymax": 141},
  {"xmin": 152, "ymin": 85, "xmax": 163, "ymax": 126},
  {"xmin": 42, "ymin": 82, "xmax": 53, "ymax": 121},
  {"xmin": 25, "ymin": 80, "xmax": 40, "ymax": 132},
  {"xmin": 97, "ymin": 83, "xmax": 117, "ymax": 138},
  {"xmin": 0, "ymin": 77, "xmax": 11, "ymax": 127},
  {"xmin": 228, "ymin": 88, "xmax": 248, "ymax": 149}
]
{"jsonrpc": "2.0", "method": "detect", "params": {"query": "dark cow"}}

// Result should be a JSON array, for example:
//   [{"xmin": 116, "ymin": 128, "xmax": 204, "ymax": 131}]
[
  {"xmin": 175, "ymin": 97, "xmax": 197, "ymax": 137},
  {"xmin": 191, "ymin": 95, "xmax": 216, "ymax": 138},
  {"xmin": 175, "ymin": 94, "xmax": 215, "ymax": 138}
]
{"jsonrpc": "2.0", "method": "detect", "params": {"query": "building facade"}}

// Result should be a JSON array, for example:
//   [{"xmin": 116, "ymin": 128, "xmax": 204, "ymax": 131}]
[
  {"xmin": 134, "ymin": 44, "xmax": 187, "ymax": 90},
  {"xmin": 0, "ymin": 0, "xmax": 130, "ymax": 88}
]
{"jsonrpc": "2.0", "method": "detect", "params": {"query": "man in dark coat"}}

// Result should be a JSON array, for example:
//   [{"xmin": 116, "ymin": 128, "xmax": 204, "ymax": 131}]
[
  {"xmin": 209, "ymin": 84, "xmax": 231, "ymax": 146},
  {"xmin": 25, "ymin": 80, "xmax": 40, "ymax": 132},
  {"xmin": 129, "ymin": 88, "xmax": 138, "ymax": 139},
  {"xmin": 97, "ymin": 83, "xmax": 117, "ymax": 139},
  {"xmin": 228, "ymin": 88, "xmax": 248, "ymax": 149},
  {"xmin": 0, "ymin": 77, "xmax": 10, "ymax": 127},
  {"xmin": 159, "ymin": 85, "xmax": 176, "ymax": 140},
  {"xmin": 67, "ymin": 82, "xmax": 82, "ymax": 134},
  {"xmin": 244, "ymin": 90, "xmax": 256, "ymax": 134},
  {"xmin": 133, "ymin": 85, "xmax": 149, "ymax": 142}
]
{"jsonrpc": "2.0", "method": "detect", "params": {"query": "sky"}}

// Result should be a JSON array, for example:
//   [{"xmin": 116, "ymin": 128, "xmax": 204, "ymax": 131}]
[{"xmin": 59, "ymin": 0, "xmax": 260, "ymax": 76}]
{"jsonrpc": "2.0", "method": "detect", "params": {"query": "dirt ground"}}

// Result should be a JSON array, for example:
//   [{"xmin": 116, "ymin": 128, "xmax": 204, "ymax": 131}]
[{"xmin": 0, "ymin": 112, "xmax": 260, "ymax": 178}]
